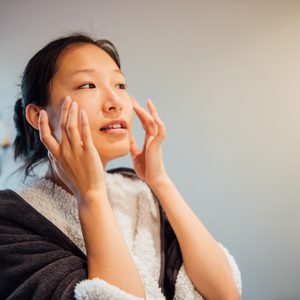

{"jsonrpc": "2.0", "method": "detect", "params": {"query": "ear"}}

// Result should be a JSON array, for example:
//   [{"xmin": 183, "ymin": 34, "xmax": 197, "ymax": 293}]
[{"xmin": 25, "ymin": 103, "xmax": 42, "ymax": 131}]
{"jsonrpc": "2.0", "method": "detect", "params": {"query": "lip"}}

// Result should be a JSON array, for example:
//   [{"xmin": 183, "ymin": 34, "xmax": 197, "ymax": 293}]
[{"xmin": 100, "ymin": 119, "xmax": 128, "ymax": 135}]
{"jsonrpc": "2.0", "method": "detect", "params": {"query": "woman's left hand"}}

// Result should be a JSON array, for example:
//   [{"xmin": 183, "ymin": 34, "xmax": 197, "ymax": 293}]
[{"xmin": 130, "ymin": 96, "xmax": 169, "ymax": 188}]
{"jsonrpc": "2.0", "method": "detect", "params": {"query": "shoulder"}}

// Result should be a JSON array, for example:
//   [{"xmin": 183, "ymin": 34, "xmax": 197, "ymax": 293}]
[
  {"xmin": 0, "ymin": 189, "xmax": 27, "ymax": 214},
  {"xmin": 0, "ymin": 187, "xmax": 85, "ymax": 256},
  {"xmin": 0, "ymin": 187, "xmax": 48, "ymax": 215},
  {"xmin": 0, "ymin": 188, "xmax": 19, "ymax": 200},
  {"xmin": 0, "ymin": 188, "xmax": 87, "ymax": 299}
]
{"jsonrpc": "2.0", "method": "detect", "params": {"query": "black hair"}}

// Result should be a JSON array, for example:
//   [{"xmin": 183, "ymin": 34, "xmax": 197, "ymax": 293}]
[{"xmin": 12, "ymin": 33, "xmax": 121, "ymax": 181}]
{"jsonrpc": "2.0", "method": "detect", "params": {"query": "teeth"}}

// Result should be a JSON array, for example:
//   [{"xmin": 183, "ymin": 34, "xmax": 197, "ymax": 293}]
[{"xmin": 109, "ymin": 124, "xmax": 122, "ymax": 129}]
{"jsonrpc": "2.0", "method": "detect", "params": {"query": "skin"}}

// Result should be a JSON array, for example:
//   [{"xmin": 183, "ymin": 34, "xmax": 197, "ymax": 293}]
[{"xmin": 25, "ymin": 43, "xmax": 240, "ymax": 299}]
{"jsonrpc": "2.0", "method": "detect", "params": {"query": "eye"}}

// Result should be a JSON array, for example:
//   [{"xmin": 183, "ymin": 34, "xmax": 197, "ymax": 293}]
[
  {"xmin": 117, "ymin": 83, "xmax": 127, "ymax": 90},
  {"xmin": 79, "ymin": 83, "xmax": 96, "ymax": 89}
]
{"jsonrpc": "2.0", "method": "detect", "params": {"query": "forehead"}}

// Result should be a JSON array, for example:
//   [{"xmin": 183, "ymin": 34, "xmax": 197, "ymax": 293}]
[{"xmin": 55, "ymin": 43, "xmax": 119, "ymax": 75}]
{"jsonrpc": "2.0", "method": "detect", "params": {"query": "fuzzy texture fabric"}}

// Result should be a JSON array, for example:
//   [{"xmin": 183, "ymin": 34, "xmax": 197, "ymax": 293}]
[
  {"xmin": 16, "ymin": 172, "xmax": 165, "ymax": 299},
  {"xmin": 74, "ymin": 278, "xmax": 144, "ymax": 300},
  {"xmin": 218, "ymin": 243, "xmax": 242, "ymax": 295},
  {"xmin": 13, "ymin": 169, "xmax": 241, "ymax": 299}
]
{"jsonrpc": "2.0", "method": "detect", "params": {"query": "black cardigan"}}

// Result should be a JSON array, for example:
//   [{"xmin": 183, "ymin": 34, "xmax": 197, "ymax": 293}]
[{"xmin": 0, "ymin": 167, "xmax": 183, "ymax": 300}]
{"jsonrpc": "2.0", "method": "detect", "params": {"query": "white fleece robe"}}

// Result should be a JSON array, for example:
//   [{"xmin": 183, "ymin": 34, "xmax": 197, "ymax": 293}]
[{"xmin": 16, "ymin": 171, "xmax": 242, "ymax": 300}]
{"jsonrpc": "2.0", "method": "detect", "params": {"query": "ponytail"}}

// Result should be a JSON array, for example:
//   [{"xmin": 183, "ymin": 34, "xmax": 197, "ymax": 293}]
[{"xmin": 13, "ymin": 98, "xmax": 27, "ymax": 159}]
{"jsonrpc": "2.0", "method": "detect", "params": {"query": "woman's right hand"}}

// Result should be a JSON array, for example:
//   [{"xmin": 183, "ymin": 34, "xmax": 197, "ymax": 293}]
[{"xmin": 38, "ymin": 95, "xmax": 106, "ymax": 203}]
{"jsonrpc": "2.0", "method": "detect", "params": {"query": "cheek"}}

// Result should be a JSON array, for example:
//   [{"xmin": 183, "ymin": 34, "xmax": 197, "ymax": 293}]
[
  {"xmin": 46, "ymin": 105, "xmax": 62, "ymax": 137},
  {"xmin": 79, "ymin": 106, "xmax": 97, "ymax": 126},
  {"xmin": 125, "ymin": 99, "xmax": 134, "ymax": 125}
]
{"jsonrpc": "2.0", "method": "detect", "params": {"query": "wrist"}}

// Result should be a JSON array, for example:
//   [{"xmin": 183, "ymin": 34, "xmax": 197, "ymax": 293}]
[
  {"xmin": 76, "ymin": 188, "xmax": 109, "ymax": 208},
  {"xmin": 148, "ymin": 174, "xmax": 173, "ymax": 193}
]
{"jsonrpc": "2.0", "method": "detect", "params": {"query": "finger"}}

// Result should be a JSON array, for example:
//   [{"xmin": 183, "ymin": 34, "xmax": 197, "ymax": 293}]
[
  {"xmin": 131, "ymin": 96, "xmax": 157, "ymax": 136},
  {"xmin": 59, "ymin": 95, "xmax": 72, "ymax": 145},
  {"xmin": 38, "ymin": 110, "xmax": 59, "ymax": 157},
  {"xmin": 147, "ymin": 99, "xmax": 159, "ymax": 119},
  {"xmin": 147, "ymin": 100, "xmax": 166, "ymax": 142},
  {"xmin": 143, "ymin": 131, "xmax": 153, "ymax": 151},
  {"xmin": 131, "ymin": 95, "xmax": 138, "ymax": 107},
  {"xmin": 80, "ymin": 109, "xmax": 94, "ymax": 149},
  {"xmin": 146, "ymin": 100, "xmax": 159, "ymax": 136},
  {"xmin": 154, "ymin": 115, "xmax": 166, "ymax": 141},
  {"xmin": 66, "ymin": 100, "xmax": 82, "ymax": 149},
  {"xmin": 130, "ymin": 135, "xmax": 140, "ymax": 158}
]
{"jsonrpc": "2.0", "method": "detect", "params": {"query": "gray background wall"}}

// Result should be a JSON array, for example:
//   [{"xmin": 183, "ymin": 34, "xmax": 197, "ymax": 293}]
[{"xmin": 1, "ymin": 1, "xmax": 300, "ymax": 299}]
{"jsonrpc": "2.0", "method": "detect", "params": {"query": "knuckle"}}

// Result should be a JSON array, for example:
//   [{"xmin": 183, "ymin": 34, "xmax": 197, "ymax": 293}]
[
  {"xmin": 63, "ymin": 104, "xmax": 69, "ymax": 111},
  {"xmin": 60, "ymin": 122, "xmax": 66, "ymax": 130},
  {"xmin": 67, "ymin": 123, "xmax": 76, "ymax": 131},
  {"xmin": 61, "ymin": 150, "xmax": 71, "ymax": 161}
]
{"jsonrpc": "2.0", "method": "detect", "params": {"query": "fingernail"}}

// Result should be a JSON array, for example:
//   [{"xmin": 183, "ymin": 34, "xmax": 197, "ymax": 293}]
[
  {"xmin": 80, "ymin": 109, "xmax": 86, "ymax": 119},
  {"xmin": 71, "ymin": 101, "xmax": 77, "ymax": 108},
  {"xmin": 38, "ymin": 110, "xmax": 45, "ymax": 121},
  {"xmin": 64, "ymin": 96, "xmax": 72, "ymax": 105},
  {"xmin": 38, "ymin": 110, "xmax": 45, "ymax": 125}
]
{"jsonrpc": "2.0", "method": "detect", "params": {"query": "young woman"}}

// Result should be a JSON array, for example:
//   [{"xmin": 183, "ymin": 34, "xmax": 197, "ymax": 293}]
[{"xmin": 0, "ymin": 34, "xmax": 242, "ymax": 300}]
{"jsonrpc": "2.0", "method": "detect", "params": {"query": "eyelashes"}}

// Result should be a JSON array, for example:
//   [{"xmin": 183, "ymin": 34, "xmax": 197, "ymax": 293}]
[
  {"xmin": 79, "ymin": 83, "xmax": 96, "ymax": 89},
  {"xmin": 117, "ymin": 83, "xmax": 127, "ymax": 90},
  {"xmin": 78, "ymin": 83, "xmax": 127, "ymax": 90}
]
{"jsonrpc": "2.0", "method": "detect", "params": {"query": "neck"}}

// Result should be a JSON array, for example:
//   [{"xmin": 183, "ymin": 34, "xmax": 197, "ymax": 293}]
[{"xmin": 44, "ymin": 169, "xmax": 74, "ymax": 195}]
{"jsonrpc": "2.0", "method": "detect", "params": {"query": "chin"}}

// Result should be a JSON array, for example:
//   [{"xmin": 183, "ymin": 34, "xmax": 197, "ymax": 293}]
[{"xmin": 97, "ymin": 138, "xmax": 131, "ymax": 162}]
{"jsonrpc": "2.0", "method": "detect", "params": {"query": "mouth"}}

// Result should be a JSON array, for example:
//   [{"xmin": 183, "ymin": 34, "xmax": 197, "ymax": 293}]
[{"xmin": 100, "ymin": 119, "xmax": 127, "ymax": 134}]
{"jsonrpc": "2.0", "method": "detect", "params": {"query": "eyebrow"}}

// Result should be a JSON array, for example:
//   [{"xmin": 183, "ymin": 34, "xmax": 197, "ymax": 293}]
[{"xmin": 70, "ymin": 68, "xmax": 125, "ymax": 77}]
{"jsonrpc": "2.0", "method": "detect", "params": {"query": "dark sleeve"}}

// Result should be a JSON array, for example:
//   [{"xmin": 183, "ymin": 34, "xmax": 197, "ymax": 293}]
[
  {"xmin": 157, "ymin": 199, "xmax": 183, "ymax": 300},
  {"xmin": 0, "ymin": 190, "xmax": 87, "ymax": 300}
]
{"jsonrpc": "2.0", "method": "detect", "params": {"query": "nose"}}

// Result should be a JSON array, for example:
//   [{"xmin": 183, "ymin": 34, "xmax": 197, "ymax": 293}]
[{"xmin": 102, "ymin": 86, "xmax": 122, "ymax": 115}]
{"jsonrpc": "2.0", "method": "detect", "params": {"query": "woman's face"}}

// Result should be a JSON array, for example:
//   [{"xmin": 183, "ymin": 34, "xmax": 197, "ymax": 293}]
[{"xmin": 47, "ymin": 43, "xmax": 133, "ymax": 167}]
